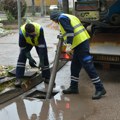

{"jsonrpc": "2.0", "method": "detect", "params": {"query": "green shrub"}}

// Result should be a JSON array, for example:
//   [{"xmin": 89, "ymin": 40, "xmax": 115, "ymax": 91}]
[
  {"xmin": 5, "ymin": 10, "xmax": 15, "ymax": 22},
  {"xmin": 2, "ymin": 0, "xmax": 27, "ymax": 20}
]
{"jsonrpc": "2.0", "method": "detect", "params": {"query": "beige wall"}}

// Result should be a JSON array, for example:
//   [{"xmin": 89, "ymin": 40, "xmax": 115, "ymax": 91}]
[
  {"xmin": 25, "ymin": 0, "xmax": 32, "ymax": 6},
  {"xmin": 35, "ymin": 0, "xmax": 40, "ymax": 6},
  {"xmin": 25, "ymin": 0, "xmax": 58, "ymax": 7}
]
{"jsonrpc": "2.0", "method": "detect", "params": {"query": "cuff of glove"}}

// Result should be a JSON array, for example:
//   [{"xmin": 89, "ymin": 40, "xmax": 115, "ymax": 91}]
[{"xmin": 66, "ymin": 44, "xmax": 72, "ymax": 52}]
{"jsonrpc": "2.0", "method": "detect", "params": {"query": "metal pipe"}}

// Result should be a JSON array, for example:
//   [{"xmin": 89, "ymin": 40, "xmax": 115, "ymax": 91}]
[
  {"xmin": 46, "ymin": 35, "xmax": 63, "ymax": 99},
  {"xmin": 17, "ymin": 0, "xmax": 21, "ymax": 31},
  {"xmin": 40, "ymin": 0, "xmax": 44, "ymax": 16},
  {"xmin": 32, "ymin": 0, "xmax": 35, "ymax": 16},
  {"xmin": 73, "ymin": 0, "xmax": 75, "ymax": 15}
]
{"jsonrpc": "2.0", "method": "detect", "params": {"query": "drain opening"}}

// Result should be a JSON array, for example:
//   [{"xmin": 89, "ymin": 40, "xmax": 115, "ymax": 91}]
[{"xmin": 26, "ymin": 90, "xmax": 58, "ymax": 99}]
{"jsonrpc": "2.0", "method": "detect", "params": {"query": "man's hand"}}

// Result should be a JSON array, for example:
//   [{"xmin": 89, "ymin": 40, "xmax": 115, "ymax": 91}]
[
  {"xmin": 65, "ymin": 44, "xmax": 72, "ymax": 53},
  {"xmin": 26, "ymin": 52, "xmax": 37, "ymax": 68},
  {"xmin": 29, "ymin": 58, "xmax": 37, "ymax": 68}
]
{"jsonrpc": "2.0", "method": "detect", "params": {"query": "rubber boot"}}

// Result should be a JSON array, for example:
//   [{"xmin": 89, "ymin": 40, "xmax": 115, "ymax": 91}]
[
  {"xmin": 63, "ymin": 80, "xmax": 79, "ymax": 94},
  {"xmin": 92, "ymin": 83, "xmax": 106, "ymax": 100},
  {"xmin": 63, "ymin": 86, "xmax": 79, "ymax": 94}
]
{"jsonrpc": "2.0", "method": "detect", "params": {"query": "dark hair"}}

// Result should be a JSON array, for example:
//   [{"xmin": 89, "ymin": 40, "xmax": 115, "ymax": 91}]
[{"xmin": 25, "ymin": 23, "xmax": 35, "ymax": 33}]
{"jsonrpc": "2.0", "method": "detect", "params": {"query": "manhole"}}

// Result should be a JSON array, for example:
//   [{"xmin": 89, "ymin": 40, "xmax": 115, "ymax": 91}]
[{"xmin": 26, "ymin": 90, "xmax": 58, "ymax": 99}]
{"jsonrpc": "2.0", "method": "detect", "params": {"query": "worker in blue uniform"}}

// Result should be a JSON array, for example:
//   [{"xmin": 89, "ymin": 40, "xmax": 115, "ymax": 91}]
[
  {"xmin": 50, "ymin": 11, "xmax": 106, "ymax": 100},
  {"xmin": 15, "ymin": 22, "xmax": 50, "ymax": 86}
]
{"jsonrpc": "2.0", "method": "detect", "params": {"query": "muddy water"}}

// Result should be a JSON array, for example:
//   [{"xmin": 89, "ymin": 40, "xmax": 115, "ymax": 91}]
[
  {"xmin": 0, "ymin": 63, "xmax": 120, "ymax": 120},
  {"xmin": 0, "ymin": 92, "xmax": 96, "ymax": 120}
]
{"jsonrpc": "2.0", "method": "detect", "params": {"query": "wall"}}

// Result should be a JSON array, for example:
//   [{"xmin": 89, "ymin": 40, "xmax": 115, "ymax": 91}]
[{"xmin": 25, "ymin": 0, "xmax": 58, "ymax": 7}]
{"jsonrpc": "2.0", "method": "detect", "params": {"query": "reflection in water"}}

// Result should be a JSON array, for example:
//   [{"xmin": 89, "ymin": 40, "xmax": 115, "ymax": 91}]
[
  {"xmin": 0, "ymin": 91, "xmax": 93, "ymax": 120},
  {"xmin": 16, "ymin": 98, "xmax": 28, "ymax": 120},
  {"xmin": 30, "ymin": 113, "xmax": 37, "ymax": 120},
  {"xmin": 0, "ymin": 98, "xmax": 43, "ymax": 120},
  {"xmin": 0, "ymin": 103, "xmax": 20, "ymax": 120},
  {"xmin": 51, "ymin": 92, "xmax": 71, "ymax": 120},
  {"xmin": 24, "ymin": 99, "xmax": 43, "ymax": 119},
  {"xmin": 0, "ymin": 93, "xmax": 67, "ymax": 120}
]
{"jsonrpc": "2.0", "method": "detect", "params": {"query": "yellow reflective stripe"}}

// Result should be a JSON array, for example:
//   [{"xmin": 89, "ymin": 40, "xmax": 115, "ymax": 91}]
[
  {"xmin": 73, "ymin": 23, "xmax": 82, "ymax": 29},
  {"xmin": 66, "ymin": 33, "xmax": 74, "ymax": 37},
  {"xmin": 38, "ymin": 44, "xmax": 45, "ymax": 48},
  {"xmin": 63, "ymin": 23, "xmax": 83, "ymax": 37},
  {"xmin": 20, "ymin": 47, "xmax": 26, "ymax": 50},
  {"xmin": 74, "ymin": 28, "xmax": 86, "ymax": 36},
  {"xmin": 17, "ymin": 62, "xmax": 25, "ymax": 65},
  {"xmin": 17, "ymin": 64, "xmax": 25, "ymax": 67},
  {"xmin": 63, "ymin": 33, "xmax": 74, "ymax": 39}
]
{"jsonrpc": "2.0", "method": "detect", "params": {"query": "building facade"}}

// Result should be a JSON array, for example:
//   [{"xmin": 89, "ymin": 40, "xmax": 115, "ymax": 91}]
[{"xmin": 25, "ymin": 0, "xmax": 58, "ymax": 7}]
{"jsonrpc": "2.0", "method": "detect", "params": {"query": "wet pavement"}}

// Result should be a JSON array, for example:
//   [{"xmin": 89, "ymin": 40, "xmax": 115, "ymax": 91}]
[
  {"xmin": 0, "ymin": 16, "xmax": 120, "ymax": 120},
  {"xmin": 0, "ymin": 64, "xmax": 120, "ymax": 120}
]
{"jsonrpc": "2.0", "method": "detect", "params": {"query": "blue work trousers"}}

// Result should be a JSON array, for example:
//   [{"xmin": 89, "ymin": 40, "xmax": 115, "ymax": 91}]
[
  {"xmin": 70, "ymin": 40, "xmax": 103, "ymax": 91},
  {"xmin": 16, "ymin": 44, "xmax": 50, "ymax": 79}
]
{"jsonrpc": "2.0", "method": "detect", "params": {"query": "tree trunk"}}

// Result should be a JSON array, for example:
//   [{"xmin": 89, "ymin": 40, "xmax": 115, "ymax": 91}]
[
  {"xmin": 32, "ymin": 0, "xmax": 35, "ymax": 16},
  {"xmin": 62, "ymin": 0, "xmax": 69, "ymax": 13},
  {"xmin": 41, "ymin": 0, "xmax": 44, "ymax": 16},
  {"xmin": 17, "ymin": 0, "xmax": 21, "ymax": 30}
]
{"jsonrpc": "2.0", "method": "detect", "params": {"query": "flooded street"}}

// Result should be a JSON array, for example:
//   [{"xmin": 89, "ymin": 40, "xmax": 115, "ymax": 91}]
[
  {"xmin": 0, "ymin": 62, "xmax": 120, "ymax": 120},
  {"xmin": 0, "ymin": 15, "xmax": 120, "ymax": 120}
]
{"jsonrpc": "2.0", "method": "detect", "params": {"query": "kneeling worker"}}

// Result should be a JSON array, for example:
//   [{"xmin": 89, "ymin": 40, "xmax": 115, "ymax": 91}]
[{"xmin": 15, "ymin": 22, "xmax": 50, "ymax": 86}]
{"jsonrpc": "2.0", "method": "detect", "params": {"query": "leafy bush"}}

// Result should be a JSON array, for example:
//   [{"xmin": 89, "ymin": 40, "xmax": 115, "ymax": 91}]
[
  {"xmin": 2, "ymin": 0, "xmax": 27, "ymax": 20},
  {"xmin": 5, "ymin": 11, "xmax": 15, "ymax": 22}
]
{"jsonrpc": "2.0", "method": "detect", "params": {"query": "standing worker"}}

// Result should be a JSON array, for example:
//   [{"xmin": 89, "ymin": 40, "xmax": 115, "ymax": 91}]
[
  {"xmin": 50, "ymin": 11, "xmax": 106, "ymax": 100},
  {"xmin": 15, "ymin": 22, "xmax": 50, "ymax": 86}
]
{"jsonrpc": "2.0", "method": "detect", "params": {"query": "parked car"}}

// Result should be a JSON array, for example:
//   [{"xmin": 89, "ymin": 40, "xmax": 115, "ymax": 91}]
[{"xmin": 49, "ymin": 5, "xmax": 58, "ymax": 11}]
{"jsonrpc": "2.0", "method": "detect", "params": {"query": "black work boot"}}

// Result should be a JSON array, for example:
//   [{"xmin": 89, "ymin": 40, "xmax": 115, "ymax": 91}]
[
  {"xmin": 14, "ymin": 79, "xmax": 22, "ymax": 87},
  {"xmin": 63, "ymin": 87, "xmax": 79, "ymax": 94},
  {"xmin": 92, "ymin": 88, "xmax": 106, "ymax": 100}
]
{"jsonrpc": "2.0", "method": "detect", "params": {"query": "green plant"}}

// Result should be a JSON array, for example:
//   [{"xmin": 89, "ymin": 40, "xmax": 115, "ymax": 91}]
[
  {"xmin": 5, "ymin": 10, "xmax": 15, "ymax": 22},
  {"xmin": 0, "ymin": 65, "xmax": 14, "ymax": 77},
  {"xmin": 2, "ymin": 0, "xmax": 27, "ymax": 20},
  {"xmin": 0, "ymin": 2, "xmax": 3, "ymax": 11}
]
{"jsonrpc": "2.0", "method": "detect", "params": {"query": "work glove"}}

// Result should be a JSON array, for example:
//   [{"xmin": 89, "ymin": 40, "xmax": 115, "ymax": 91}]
[
  {"xmin": 65, "ymin": 44, "xmax": 72, "ymax": 54},
  {"xmin": 29, "ymin": 59, "xmax": 37, "ymax": 68},
  {"xmin": 26, "ymin": 52, "xmax": 37, "ymax": 68}
]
